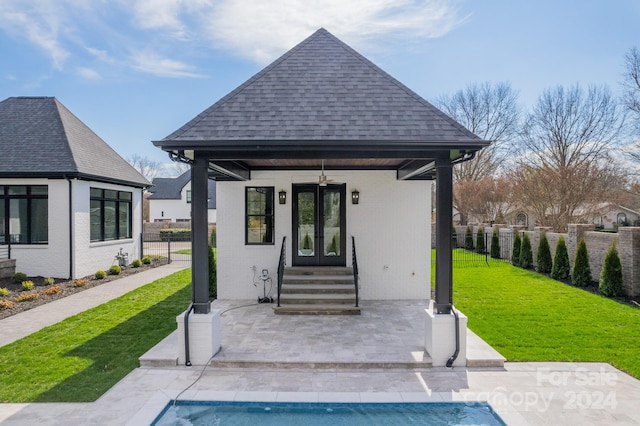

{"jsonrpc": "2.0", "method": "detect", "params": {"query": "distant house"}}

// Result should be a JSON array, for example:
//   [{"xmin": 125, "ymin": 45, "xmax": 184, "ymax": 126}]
[
  {"xmin": 147, "ymin": 171, "xmax": 217, "ymax": 223},
  {"xmin": 0, "ymin": 96, "xmax": 149, "ymax": 279},
  {"xmin": 591, "ymin": 203, "xmax": 640, "ymax": 229}
]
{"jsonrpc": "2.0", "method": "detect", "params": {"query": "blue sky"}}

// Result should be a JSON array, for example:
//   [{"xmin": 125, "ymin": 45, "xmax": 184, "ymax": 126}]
[{"xmin": 1, "ymin": 0, "xmax": 638, "ymax": 174}]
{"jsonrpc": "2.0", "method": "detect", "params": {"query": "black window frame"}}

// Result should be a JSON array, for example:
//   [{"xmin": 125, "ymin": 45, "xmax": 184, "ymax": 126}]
[
  {"xmin": 245, "ymin": 187, "xmax": 274, "ymax": 245},
  {"xmin": 90, "ymin": 188, "xmax": 133, "ymax": 242},
  {"xmin": 0, "ymin": 185, "xmax": 48, "ymax": 245},
  {"xmin": 186, "ymin": 190, "xmax": 192, "ymax": 204}
]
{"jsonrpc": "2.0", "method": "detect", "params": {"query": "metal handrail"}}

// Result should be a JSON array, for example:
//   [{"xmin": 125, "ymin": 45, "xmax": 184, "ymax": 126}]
[
  {"xmin": 351, "ymin": 236, "xmax": 359, "ymax": 307},
  {"xmin": 276, "ymin": 236, "xmax": 286, "ymax": 307}
]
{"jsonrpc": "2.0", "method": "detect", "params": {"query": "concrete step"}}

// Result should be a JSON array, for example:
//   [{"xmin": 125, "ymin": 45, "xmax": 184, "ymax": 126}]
[
  {"xmin": 283, "ymin": 275, "xmax": 354, "ymax": 285},
  {"xmin": 280, "ymin": 284, "xmax": 355, "ymax": 294},
  {"xmin": 274, "ymin": 304, "xmax": 361, "ymax": 315},
  {"xmin": 279, "ymin": 293, "xmax": 356, "ymax": 305},
  {"xmin": 284, "ymin": 266, "xmax": 353, "ymax": 276}
]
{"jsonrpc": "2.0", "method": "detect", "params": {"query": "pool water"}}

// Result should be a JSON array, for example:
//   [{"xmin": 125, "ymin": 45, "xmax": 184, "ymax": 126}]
[{"xmin": 152, "ymin": 401, "xmax": 506, "ymax": 425}]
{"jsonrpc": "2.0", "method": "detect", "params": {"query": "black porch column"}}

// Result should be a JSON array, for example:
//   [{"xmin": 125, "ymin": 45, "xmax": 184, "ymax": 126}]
[
  {"xmin": 191, "ymin": 154, "xmax": 211, "ymax": 314},
  {"xmin": 435, "ymin": 154, "xmax": 453, "ymax": 314}
]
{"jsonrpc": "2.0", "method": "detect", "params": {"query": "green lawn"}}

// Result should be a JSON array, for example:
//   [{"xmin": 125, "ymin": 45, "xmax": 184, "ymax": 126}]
[
  {"xmin": 438, "ymin": 250, "xmax": 640, "ymax": 379},
  {"xmin": 173, "ymin": 249, "xmax": 192, "ymax": 255},
  {"xmin": 0, "ymin": 268, "xmax": 191, "ymax": 402}
]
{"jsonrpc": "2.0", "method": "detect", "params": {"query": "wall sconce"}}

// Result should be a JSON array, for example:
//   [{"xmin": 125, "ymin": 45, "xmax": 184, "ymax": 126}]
[
  {"xmin": 351, "ymin": 189, "xmax": 360, "ymax": 204},
  {"xmin": 279, "ymin": 190, "xmax": 287, "ymax": 205}
]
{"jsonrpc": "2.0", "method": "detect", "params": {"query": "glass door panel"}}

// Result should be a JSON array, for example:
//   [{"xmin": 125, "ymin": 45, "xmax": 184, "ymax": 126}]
[
  {"xmin": 297, "ymin": 190, "xmax": 315, "ymax": 257},
  {"xmin": 322, "ymin": 189, "xmax": 341, "ymax": 257}
]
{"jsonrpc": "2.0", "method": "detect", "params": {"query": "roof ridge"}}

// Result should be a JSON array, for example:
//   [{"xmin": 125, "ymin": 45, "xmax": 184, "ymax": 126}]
[
  {"xmin": 163, "ymin": 28, "xmax": 330, "ymax": 140},
  {"xmin": 51, "ymin": 98, "xmax": 81, "ymax": 174}
]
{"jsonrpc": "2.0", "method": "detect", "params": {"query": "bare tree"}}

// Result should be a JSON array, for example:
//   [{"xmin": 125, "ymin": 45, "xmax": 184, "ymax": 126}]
[
  {"xmin": 513, "ymin": 84, "xmax": 624, "ymax": 231},
  {"xmin": 622, "ymin": 46, "xmax": 640, "ymax": 134},
  {"xmin": 454, "ymin": 176, "xmax": 513, "ymax": 224},
  {"xmin": 437, "ymin": 82, "xmax": 520, "ymax": 181},
  {"xmin": 127, "ymin": 154, "xmax": 162, "ymax": 182}
]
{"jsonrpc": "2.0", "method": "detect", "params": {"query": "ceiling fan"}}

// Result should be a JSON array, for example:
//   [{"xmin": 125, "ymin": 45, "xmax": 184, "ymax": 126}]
[{"xmin": 317, "ymin": 160, "xmax": 336, "ymax": 186}]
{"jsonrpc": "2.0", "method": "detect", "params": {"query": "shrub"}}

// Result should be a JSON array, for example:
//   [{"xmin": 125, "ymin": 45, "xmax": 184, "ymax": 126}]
[
  {"xmin": 210, "ymin": 226, "xmax": 217, "ymax": 248},
  {"xmin": 132, "ymin": 258, "xmax": 142, "ymax": 268},
  {"xmin": 572, "ymin": 237, "xmax": 592, "ymax": 287},
  {"xmin": 0, "ymin": 287, "xmax": 10, "ymax": 297},
  {"xmin": 519, "ymin": 234, "xmax": 533, "ymax": 269},
  {"xmin": 551, "ymin": 237, "xmax": 570, "ymax": 280},
  {"xmin": 159, "ymin": 228, "xmax": 191, "ymax": 241},
  {"xmin": 108, "ymin": 265, "xmax": 122, "ymax": 275},
  {"xmin": 95, "ymin": 270, "xmax": 107, "ymax": 279},
  {"xmin": 43, "ymin": 277, "xmax": 55, "ymax": 286},
  {"xmin": 475, "ymin": 227, "xmax": 485, "ymax": 254},
  {"xmin": 15, "ymin": 292, "xmax": 39, "ymax": 302},
  {"xmin": 465, "ymin": 226, "xmax": 474, "ymax": 251},
  {"xmin": 12, "ymin": 272, "xmax": 27, "ymax": 284},
  {"xmin": 511, "ymin": 233, "xmax": 522, "ymax": 265},
  {"xmin": 74, "ymin": 279, "xmax": 89, "ymax": 287},
  {"xmin": 42, "ymin": 285, "xmax": 62, "ymax": 295},
  {"xmin": 141, "ymin": 256, "xmax": 152, "ymax": 265},
  {"xmin": 21, "ymin": 281, "xmax": 34, "ymax": 291},
  {"xmin": 536, "ymin": 233, "xmax": 552, "ymax": 274},
  {"xmin": 209, "ymin": 246, "xmax": 217, "ymax": 300},
  {"xmin": 490, "ymin": 228, "xmax": 500, "ymax": 259},
  {"xmin": 599, "ymin": 243, "xmax": 624, "ymax": 297},
  {"xmin": 0, "ymin": 299, "xmax": 15, "ymax": 310}
]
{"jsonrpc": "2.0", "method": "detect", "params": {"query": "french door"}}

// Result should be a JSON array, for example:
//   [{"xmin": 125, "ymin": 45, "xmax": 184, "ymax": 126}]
[{"xmin": 292, "ymin": 184, "xmax": 346, "ymax": 266}]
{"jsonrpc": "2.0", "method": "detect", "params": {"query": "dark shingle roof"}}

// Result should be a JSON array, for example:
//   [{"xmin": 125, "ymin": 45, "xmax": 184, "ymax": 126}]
[
  {"xmin": 0, "ymin": 97, "xmax": 149, "ymax": 187},
  {"xmin": 148, "ymin": 171, "xmax": 217, "ymax": 209},
  {"xmin": 161, "ymin": 28, "xmax": 482, "ymax": 144}
]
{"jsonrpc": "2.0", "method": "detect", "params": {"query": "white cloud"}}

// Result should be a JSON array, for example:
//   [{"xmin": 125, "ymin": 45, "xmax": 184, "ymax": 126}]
[
  {"xmin": 131, "ymin": 52, "xmax": 206, "ymax": 78},
  {"xmin": 202, "ymin": 0, "xmax": 467, "ymax": 63},
  {"xmin": 76, "ymin": 67, "xmax": 101, "ymax": 80},
  {"xmin": 0, "ymin": 0, "xmax": 466, "ymax": 77},
  {"xmin": 0, "ymin": 2, "xmax": 70, "ymax": 69}
]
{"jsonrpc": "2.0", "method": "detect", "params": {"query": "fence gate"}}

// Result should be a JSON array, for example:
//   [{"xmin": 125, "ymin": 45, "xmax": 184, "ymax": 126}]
[{"xmin": 141, "ymin": 232, "xmax": 192, "ymax": 265}]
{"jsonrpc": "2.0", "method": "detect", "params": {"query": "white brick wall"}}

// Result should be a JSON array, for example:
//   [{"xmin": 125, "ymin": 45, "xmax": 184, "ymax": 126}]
[
  {"xmin": 1, "ymin": 178, "xmax": 144, "ymax": 279},
  {"xmin": 217, "ymin": 170, "xmax": 431, "ymax": 300}
]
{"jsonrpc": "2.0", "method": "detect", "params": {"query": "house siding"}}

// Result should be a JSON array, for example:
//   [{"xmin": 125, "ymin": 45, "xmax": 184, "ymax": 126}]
[
  {"xmin": 217, "ymin": 170, "xmax": 431, "ymax": 300},
  {"xmin": 148, "ymin": 182, "xmax": 217, "ymax": 223}
]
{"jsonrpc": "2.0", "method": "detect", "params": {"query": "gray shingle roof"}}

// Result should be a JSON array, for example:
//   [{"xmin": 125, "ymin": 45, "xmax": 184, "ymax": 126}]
[
  {"xmin": 148, "ymin": 171, "xmax": 216, "ymax": 209},
  {"xmin": 0, "ymin": 96, "xmax": 149, "ymax": 187},
  {"xmin": 161, "ymin": 28, "xmax": 483, "ymax": 145}
]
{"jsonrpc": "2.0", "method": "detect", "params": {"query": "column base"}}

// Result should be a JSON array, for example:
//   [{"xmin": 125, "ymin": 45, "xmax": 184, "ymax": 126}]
[
  {"xmin": 176, "ymin": 309, "xmax": 221, "ymax": 366},
  {"xmin": 424, "ymin": 300, "xmax": 467, "ymax": 367}
]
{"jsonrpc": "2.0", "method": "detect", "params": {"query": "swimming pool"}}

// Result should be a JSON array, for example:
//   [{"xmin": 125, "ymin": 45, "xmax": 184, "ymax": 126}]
[{"xmin": 152, "ymin": 401, "xmax": 506, "ymax": 425}]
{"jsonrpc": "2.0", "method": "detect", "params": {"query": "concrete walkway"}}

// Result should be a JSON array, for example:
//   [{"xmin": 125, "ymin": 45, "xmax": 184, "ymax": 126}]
[{"xmin": 0, "ymin": 262, "xmax": 188, "ymax": 348}]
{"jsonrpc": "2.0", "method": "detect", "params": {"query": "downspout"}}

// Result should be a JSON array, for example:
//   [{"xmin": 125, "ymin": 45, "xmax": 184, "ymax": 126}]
[
  {"xmin": 446, "ymin": 306, "xmax": 460, "ymax": 368},
  {"xmin": 183, "ymin": 301, "xmax": 194, "ymax": 367},
  {"xmin": 140, "ymin": 187, "xmax": 145, "ymax": 259},
  {"xmin": 66, "ymin": 176, "xmax": 74, "ymax": 280}
]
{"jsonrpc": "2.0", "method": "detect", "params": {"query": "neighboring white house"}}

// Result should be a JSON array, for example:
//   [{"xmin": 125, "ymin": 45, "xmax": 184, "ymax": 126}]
[
  {"xmin": 591, "ymin": 203, "xmax": 640, "ymax": 229},
  {"xmin": 0, "ymin": 96, "xmax": 149, "ymax": 279},
  {"xmin": 147, "ymin": 171, "xmax": 217, "ymax": 223}
]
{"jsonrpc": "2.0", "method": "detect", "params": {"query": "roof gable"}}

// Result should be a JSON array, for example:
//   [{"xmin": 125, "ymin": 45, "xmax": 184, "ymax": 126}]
[
  {"xmin": 162, "ymin": 28, "xmax": 481, "ymax": 144},
  {"xmin": 148, "ymin": 171, "xmax": 217, "ymax": 208},
  {"xmin": 0, "ymin": 97, "xmax": 149, "ymax": 187}
]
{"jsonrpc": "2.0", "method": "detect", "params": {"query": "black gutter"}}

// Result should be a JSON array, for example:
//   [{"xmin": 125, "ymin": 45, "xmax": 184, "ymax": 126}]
[
  {"xmin": 66, "ymin": 176, "xmax": 74, "ymax": 279},
  {"xmin": 446, "ymin": 307, "xmax": 461, "ymax": 368}
]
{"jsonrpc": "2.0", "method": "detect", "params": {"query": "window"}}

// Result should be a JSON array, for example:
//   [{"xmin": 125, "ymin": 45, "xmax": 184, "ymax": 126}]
[
  {"xmin": 186, "ymin": 190, "xmax": 192, "ymax": 204},
  {"xmin": 0, "ymin": 185, "xmax": 48, "ymax": 244},
  {"xmin": 90, "ymin": 188, "xmax": 132, "ymax": 242},
  {"xmin": 246, "ymin": 187, "xmax": 274, "ymax": 245}
]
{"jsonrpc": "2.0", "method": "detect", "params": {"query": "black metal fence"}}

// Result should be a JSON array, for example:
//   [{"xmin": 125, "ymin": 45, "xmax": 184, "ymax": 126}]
[
  {"xmin": 436, "ymin": 230, "xmax": 516, "ymax": 265},
  {"xmin": 141, "ymin": 232, "xmax": 192, "ymax": 265}
]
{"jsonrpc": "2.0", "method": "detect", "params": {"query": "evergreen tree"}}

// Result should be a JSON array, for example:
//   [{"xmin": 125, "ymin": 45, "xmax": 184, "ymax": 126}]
[
  {"xmin": 551, "ymin": 237, "xmax": 570, "ymax": 280},
  {"xmin": 476, "ymin": 226, "xmax": 486, "ymax": 254},
  {"xmin": 465, "ymin": 226, "xmax": 474, "ymax": 251},
  {"xmin": 511, "ymin": 232, "xmax": 521, "ymax": 265},
  {"xmin": 519, "ymin": 233, "xmax": 533, "ymax": 269},
  {"xmin": 208, "ymin": 246, "xmax": 217, "ymax": 299},
  {"xmin": 572, "ymin": 237, "xmax": 592, "ymax": 287},
  {"xmin": 599, "ymin": 243, "xmax": 624, "ymax": 297},
  {"xmin": 490, "ymin": 228, "xmax": 501, "ymax": 259},
  {"xmin": 536, "ymin": 233, "xmax": 552, "ymax": 274}
]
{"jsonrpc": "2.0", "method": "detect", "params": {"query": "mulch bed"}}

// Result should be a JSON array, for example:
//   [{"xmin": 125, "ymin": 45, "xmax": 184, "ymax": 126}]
[{"xmin": 0, "ymin": 260, "xmax": 168, "ymax": 320}]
